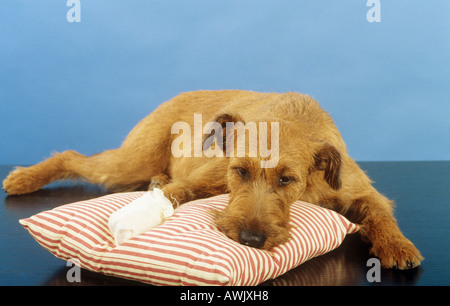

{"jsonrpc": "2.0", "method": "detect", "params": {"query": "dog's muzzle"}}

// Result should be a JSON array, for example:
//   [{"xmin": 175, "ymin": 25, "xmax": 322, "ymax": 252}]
[{"xmin": 239, "ymin": 229, "xmax": 267, "ymax": 249}]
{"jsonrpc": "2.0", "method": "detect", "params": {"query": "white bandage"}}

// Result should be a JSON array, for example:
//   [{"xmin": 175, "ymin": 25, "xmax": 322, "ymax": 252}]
[{"xmin": 108, "ymin": 188, "xmax": 174, "ymax": 245}]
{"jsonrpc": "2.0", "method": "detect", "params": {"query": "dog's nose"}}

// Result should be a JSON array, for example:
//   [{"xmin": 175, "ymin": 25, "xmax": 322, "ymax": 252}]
[{"xmin": 239, "ymin": 229, "xmax": 266, "ymax": 248}]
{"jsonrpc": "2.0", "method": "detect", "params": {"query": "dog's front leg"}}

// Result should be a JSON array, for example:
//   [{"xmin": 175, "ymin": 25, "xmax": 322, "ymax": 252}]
[{"xmin": 353, "ymin": 192, "xmax": 424, "ymax": 269}]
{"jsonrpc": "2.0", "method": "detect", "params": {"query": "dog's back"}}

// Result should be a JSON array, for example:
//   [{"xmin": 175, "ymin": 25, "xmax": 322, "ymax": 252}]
[{"xmin": 3, "ymin": 90, "xmax": 344, "ymax": 195}]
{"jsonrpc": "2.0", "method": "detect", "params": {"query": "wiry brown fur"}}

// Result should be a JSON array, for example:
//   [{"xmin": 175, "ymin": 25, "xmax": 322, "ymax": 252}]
[{"xmin": 3, "ymin": 90, "xmax": 423, "ymax": 269}]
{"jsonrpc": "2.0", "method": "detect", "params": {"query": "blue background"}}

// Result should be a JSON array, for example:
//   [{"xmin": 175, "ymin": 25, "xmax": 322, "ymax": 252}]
[{"xmin": 1, "ymin": 0, "xmax": 449, "ymax": 164}]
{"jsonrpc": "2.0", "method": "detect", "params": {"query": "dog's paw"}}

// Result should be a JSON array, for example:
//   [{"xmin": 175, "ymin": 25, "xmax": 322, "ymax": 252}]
[
  {"xmin": 148, "ymin": 173, "xmax": 170, "ymax": 191},
  {"xmin": 371, "ymin": 237, "xmax": 424, "ymax": 269},
  {"xmin": 2, "ymin": 167, "xmax": 42, "ymax": 195},
  {"xmin": 108, "ymin": 188, "xmax": 174, "ymax": 245},
  {"xmin": 148, "ymin": 179, "xmax": 162, "ymax": 191}
]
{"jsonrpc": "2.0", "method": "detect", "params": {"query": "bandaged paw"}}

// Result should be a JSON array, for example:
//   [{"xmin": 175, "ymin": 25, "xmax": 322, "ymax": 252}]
[{"xmin": 108, "ymin": 188, "xmax": 174, "ymax": 245}]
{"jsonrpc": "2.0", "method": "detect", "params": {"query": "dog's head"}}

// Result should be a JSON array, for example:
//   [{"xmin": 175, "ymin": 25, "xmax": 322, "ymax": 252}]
[{"xmin": 204, "ymin": 113, "xmax": 342, "ymax": 250}]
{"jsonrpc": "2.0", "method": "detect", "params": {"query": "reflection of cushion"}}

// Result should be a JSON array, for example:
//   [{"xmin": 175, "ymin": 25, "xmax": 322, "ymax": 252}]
[{"xmin": 19, "ymin": 192, "xmax": 359, "ymax": 286}]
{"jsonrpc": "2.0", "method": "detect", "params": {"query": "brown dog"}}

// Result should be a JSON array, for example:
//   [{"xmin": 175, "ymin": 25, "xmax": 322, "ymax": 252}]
[{"xmin": 3, "ymin": 90, "xmax": 423, "ymax": 269}]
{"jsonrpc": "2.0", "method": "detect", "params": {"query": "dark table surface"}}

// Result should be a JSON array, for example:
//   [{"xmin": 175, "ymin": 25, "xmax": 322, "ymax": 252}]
[{"xmin": 1, "ymin": 162, "xmax": 449, "ymax": 286}]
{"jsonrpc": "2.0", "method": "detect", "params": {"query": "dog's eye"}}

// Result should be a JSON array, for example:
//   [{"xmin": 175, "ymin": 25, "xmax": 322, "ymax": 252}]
[
  {"xmin": 279, "ymin": 176, "xmax": 293, "ymax": 186},
  {"xmin": 235, "ymin": 167, "xmax": 249, "ymax": 179}
]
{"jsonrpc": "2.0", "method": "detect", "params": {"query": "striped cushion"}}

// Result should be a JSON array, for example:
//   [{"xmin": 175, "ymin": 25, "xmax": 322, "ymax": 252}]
[{"xmin": 19, "ymin": 192, "xmax": 359, "ymax": 286}]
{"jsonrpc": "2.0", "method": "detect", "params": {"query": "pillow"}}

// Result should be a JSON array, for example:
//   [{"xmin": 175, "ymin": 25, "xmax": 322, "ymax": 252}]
[{"xmin": 19, "ymin": 192, "xmax": 359, "ymax": 286}]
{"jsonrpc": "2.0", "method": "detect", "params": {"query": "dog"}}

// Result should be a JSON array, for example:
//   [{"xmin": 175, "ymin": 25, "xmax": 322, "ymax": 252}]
[{"xmin": 3, "ymin": 90, "xmax": 423, "ymax": 269}]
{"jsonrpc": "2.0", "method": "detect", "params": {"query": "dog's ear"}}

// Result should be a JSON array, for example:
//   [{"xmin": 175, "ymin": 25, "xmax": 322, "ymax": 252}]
[
  {"xmin": 202, "ymin": 113, "xmax": 245, "ymax": 153},
  {"xmin": 314, "ymin": 144, "xmax": 342, "ymax": 190}
]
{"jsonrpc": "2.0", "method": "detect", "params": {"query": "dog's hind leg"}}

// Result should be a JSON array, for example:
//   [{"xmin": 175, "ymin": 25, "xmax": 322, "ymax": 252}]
[
  {"xmin": 3, "ymin": 99, "xmax": 180, "ymax": 196},
  {"xmin": 3, "ymin": 150, "xmax": 88, "ymax": 195},
  {"xmin": 3, "ymin": 146, "xmax": 168, "ymax": 195},
  {"xmin": 3, "ymin": 124, "xmax": 174, "ymax": 196}
]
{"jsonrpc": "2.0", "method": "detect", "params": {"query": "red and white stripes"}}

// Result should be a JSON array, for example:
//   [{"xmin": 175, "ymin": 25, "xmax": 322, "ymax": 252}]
[{"xmin": 20, "ymin": 192, "xmax": 358, "ymax": 286}]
